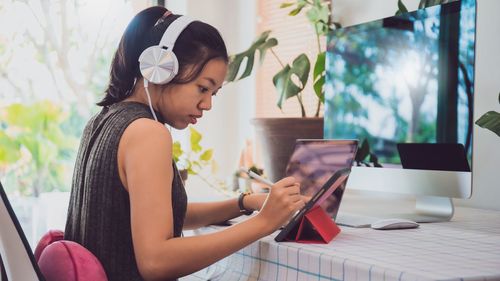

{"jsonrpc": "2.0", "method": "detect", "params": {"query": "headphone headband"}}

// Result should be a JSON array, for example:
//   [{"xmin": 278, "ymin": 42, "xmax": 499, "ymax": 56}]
[
  {"xmin": 154, "ymin": 10, "xmax": 173, "ymax": 26},
  {"xmin": 159, "ymin": 16, "xmax": 194, "ymax": 49},
  {"xmin": 138, "ymin": 15, "xmax": 194, "ymax": 85}
]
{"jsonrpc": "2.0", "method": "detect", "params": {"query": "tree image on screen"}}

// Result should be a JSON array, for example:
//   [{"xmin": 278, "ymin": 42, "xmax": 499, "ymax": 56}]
[{"xmin": 324, "ymin": 0, "xmax": 476, "ymax": 165}]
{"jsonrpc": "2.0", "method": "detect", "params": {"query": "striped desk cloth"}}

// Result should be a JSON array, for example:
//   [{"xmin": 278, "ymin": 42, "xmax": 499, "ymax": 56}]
[{"xmin": 182, "ymin": 207, "xmax": 500, "ymax": 281}]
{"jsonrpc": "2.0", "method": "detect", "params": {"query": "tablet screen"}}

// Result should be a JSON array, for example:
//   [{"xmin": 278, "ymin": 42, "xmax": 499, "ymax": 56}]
[
  {"xmin": 285, "ymin": 139, "xmax": 358, "ymax": 219},
  {"xmin": 274, "ymin": 168, "xmax": 352, "ymax": 242}
]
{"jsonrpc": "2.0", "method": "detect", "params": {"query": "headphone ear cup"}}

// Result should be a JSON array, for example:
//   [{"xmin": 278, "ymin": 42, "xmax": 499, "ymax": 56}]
[{"xmin": 139, "ymin": 45, "xmax": 179, "ymax": 84}]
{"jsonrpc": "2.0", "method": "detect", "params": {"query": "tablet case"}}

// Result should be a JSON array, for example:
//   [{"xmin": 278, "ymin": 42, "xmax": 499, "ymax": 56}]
[
  {"xmin": 274, "ymin": 168, "xmax": 351, "ymax": 243},
  {"xmin": 284, "ymin": 205, "xmax": 341, "ymax": 244}
]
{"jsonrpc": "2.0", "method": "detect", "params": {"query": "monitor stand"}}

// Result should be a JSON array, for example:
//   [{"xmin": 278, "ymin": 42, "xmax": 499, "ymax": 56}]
[
  {"xmin": 335, "ymin": 166, "xmax": 469, "ymax": 227},
  {"xmin": 413, "ymin": 195, "xmax": 454, "ymax": 222},
  {"xmin": 384, "ymin": 196, "xmax": 455, "ymax": 223}
]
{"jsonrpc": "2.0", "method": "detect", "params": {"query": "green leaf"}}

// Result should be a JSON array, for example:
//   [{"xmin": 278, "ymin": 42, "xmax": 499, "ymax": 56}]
[
  {"xmin": 187, "ymin": 161, "xmax": 196, "ymax": 175},
  {"xmin": 273, "ymin": 65, "xmax": 296, "ymax": 109},
  {"xmin": 306, "ymin": 5, "xmax": 329, "ymax": 30},
  {"xmin": 191, "ymin": 161, "xmax": 203, "ymax": 172},
  {"xmin": 0, "ymin": 132, "xmax": 21, "ymax": 164},
  {"xmin": 189, "ymin": 127, "xmax": 202, "ymax": 153},
  {"xmin": 397, "ymin": 0, "xmax": 409, "ymax": 14},
  {"xmin": 332, "ymin": 22, "xmax": 342, "ymax": 29},
  {"xmin": 172, "ymin": 141, "xmax": 183, "ymax": 162},
  {"xmin": 291, "ymin": 54, "xmax": 310, "ymax": 87},
  {"xmin": 257, "ymin": 38, "xmax": 278, "ymax": 65},
  {"xmin": 370, "ymin": 153, "xmax": 383, "ymax": 167},
  {"xmin": 313, "ymin": 55, "xmax": 327, "ymax": 103},
  {"xmin": 280, "ymin": 2, "xmax": 294, "ymax": 8},
  {"xmin": 475, "ymin": 111, "xmax": 500, "ymax": 137},
  {"xmin": 313, "ymin": 75, "xmax": 325, "ymax": 103},
  {"xmin": 226, "ymin": 31, "xmax": 278, "ymax": 82},
  {"xmin": 355, "ymin": 139, "xmax": 370, "ymax": 162},
  {"xmin": 288, "ymin": 3, "xmax": 306, "ymax": 16},
  {"xmin": 288, "ymin": 7, "xmax": 302, "ymax": 16},
  {"xmin": 199, "ymin": 149, "xmax": 213, "ymax": 161},
  {"xmin": 273, "ymin": 54, "xmax": 310, "ymax": 109},
  {"xmin": 173, "ymin": 127, "xmax": 218, "ymax": 176},
  {"xmin": 226, "ymin": 54, "xmax": 252, "ymax": 82},
  {"xmin": 304, "ymin": 2, "xmax": 330, "ymax": 36},
  {"xmin": 313, "ymin": 52, "xmax": 325, "ymax": 80}
]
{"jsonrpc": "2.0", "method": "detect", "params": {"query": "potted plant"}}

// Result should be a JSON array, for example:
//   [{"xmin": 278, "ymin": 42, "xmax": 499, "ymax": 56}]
[
  {"xmin": 172, "ymin": 127, "xmax": 215, "ymax": 183},
  {"xmin": 475, "ymin": 93, "xmax": 500, "ymax": 137},
  {"xmin": 226, "ymin": 0, "xmax": 337, "ymax": 182},
  {"xmin": 172, "ymin": 127, "xmax": 238, "ymax": 196}
]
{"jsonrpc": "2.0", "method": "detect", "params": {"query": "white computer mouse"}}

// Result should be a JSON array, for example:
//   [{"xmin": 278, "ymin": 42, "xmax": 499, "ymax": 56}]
[{"xmin": 370, "ymin": 218, "xmax": 420, "ymax": 230}]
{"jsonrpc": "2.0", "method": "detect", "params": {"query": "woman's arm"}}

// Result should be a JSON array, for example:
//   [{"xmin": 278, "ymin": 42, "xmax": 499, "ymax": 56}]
[
  {"xmin": 183, "ymin": 193, "xmax": 267, "ymax": 229},
  {"xmin": 119, "ymin": 119, "xmax": 303, "ymax": 281}
]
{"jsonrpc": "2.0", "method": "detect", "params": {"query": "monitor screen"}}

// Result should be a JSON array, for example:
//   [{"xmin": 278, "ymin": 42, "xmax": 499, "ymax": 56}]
[{"xmin": 324, "ymin": 0, "xmax": 476, "ymax": 168}]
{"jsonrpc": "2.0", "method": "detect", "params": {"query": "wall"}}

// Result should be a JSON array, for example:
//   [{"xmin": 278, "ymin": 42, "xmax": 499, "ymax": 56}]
[
  {"xmin": 459, "ymin": 0, "xmax": 500, "ymax": 210},
  {"xmin": 332, "ymin": 0, "xmax": 500, "ymax": 210},
  {"xmin": 255, "ymin": 0, "xmax": 324, "ymax": 118}
]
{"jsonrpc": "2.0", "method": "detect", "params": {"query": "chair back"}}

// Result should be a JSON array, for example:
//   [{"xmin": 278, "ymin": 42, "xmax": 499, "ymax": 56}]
[
  {"xmin": 1, "ymin": 254, "xmax": 9, "ymax": 281},
  {"xmin": 0, "ymin": 181, "xmax": 46, "ymax": 281}
]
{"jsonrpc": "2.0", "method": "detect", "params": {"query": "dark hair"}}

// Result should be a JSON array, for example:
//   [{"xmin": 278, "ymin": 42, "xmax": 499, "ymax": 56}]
[{"xmin": 97, "ymin": 6, "xmax": 228, "ymax": 106}]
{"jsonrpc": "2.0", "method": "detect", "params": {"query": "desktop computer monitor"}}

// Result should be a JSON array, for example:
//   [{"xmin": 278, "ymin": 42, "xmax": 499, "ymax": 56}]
[{"xmin": 324, "ymin": 0, "xmax": 477, "ymax": 222}]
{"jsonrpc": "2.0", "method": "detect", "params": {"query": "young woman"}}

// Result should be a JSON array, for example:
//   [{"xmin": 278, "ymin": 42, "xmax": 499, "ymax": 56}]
[{"xmin": 64, "ymin": 6, "xmax": 305, "ymax": 281}]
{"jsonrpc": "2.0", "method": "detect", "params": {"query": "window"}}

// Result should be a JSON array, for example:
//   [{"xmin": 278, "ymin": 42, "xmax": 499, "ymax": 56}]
[
  {"xmin": 0, "ymin": 0, "xmax": 147, "ymax": 246},
  {"xmin": 256, "ymin": 0, "xmax": 326, "ymax": 118}
]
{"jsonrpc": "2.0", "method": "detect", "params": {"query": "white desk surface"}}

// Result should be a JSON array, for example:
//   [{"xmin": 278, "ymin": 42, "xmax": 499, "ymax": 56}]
[{"xmin": 182, "ymin": 207, "xmax": 500, "ymax": 281}]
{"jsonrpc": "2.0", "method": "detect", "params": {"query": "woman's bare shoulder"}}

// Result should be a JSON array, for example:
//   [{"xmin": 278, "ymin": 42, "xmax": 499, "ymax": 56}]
[{"xmin": 122, "ymin": 118, "xmax": 172, "ymax": 146}]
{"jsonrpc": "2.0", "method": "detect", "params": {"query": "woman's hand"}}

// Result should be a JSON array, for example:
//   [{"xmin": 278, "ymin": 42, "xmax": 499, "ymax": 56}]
[{"xmin": 254, "ymin": 176, "xmax": 306, "ymax": 235}]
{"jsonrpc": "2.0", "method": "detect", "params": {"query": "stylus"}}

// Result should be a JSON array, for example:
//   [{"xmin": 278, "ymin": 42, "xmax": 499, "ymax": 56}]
[
  {"xmin": 249, "ymin": 171, "xmax": 275, "ymax": 187},
  {"xmin": 240, "ymin": 168, "xmax": 275, "ymax": 187}
]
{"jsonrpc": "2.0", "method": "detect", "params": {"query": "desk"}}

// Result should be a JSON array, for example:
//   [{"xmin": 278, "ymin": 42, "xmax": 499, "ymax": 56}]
[{"xmin": 183, "ymin": 207, "xmax": 500, "ymax": 281}]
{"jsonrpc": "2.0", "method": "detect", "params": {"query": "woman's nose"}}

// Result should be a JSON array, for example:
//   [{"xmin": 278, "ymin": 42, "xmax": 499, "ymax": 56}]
[{"xmin": 199, "ymin": 95, "xmax": 212, "ymax": 111}]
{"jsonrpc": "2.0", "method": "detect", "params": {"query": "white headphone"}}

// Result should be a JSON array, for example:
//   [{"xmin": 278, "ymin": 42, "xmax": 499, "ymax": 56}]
[{"xmin": 138, "ymin": 14, "xmax": 194, "ymax": 121}]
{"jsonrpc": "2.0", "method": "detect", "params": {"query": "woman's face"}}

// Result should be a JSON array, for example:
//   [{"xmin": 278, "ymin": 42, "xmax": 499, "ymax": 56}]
[{"xmin": 158, "ymin": 58, "xmax": 228, "ymax": 129}]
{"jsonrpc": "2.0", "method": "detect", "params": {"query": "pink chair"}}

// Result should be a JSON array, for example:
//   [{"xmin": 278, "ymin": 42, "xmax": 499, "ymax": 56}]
[
  {"xmin": 34, "ymin": 229, "xmax": 64, "ymax": 262},
  {"xmin": 0, "ymin": 181, "xmax": 107, "ymax": 281},
  {"xmin": 35, "ymin": 231, "xmax": 108, "ymax": 281}
]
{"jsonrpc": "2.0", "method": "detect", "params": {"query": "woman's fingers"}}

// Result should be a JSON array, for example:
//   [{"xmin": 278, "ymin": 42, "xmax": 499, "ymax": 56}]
[
  {"xmin": 292, "ymin": 198, "xmax": 306, "ymax": 210},
  {"xmin": 289, "ymin": 193, "xmax": 302, "ymax": 203},
  {"xmin": 274, "ymin": 176, "xmax": 296, "ymax": 187},
  {"xmin": 256, "ymin": 176, "xmax": 310, "ymax": 233},
  {"xmin": 300, "ymin": 195, "xmax": 312, "ymax": 203},
  {"xmin": 283, "ymin": 182, "xmax": 300, "ymax": 195}
]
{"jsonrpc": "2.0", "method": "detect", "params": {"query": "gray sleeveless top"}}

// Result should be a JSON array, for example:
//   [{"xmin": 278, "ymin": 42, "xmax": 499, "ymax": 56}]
[{"xmin": 65, "ymin": 102, "xmax": 187, "ymax": 281}]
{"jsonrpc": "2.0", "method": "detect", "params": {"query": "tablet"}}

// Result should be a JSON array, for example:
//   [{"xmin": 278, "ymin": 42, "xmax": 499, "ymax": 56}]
[
  {"xmin": 274, "ymin": 168, "xmax": 351, "ymax": 242},
  {"xmin": 284, "ymin": 139, "xmax": 358, "ymax": 219}
]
